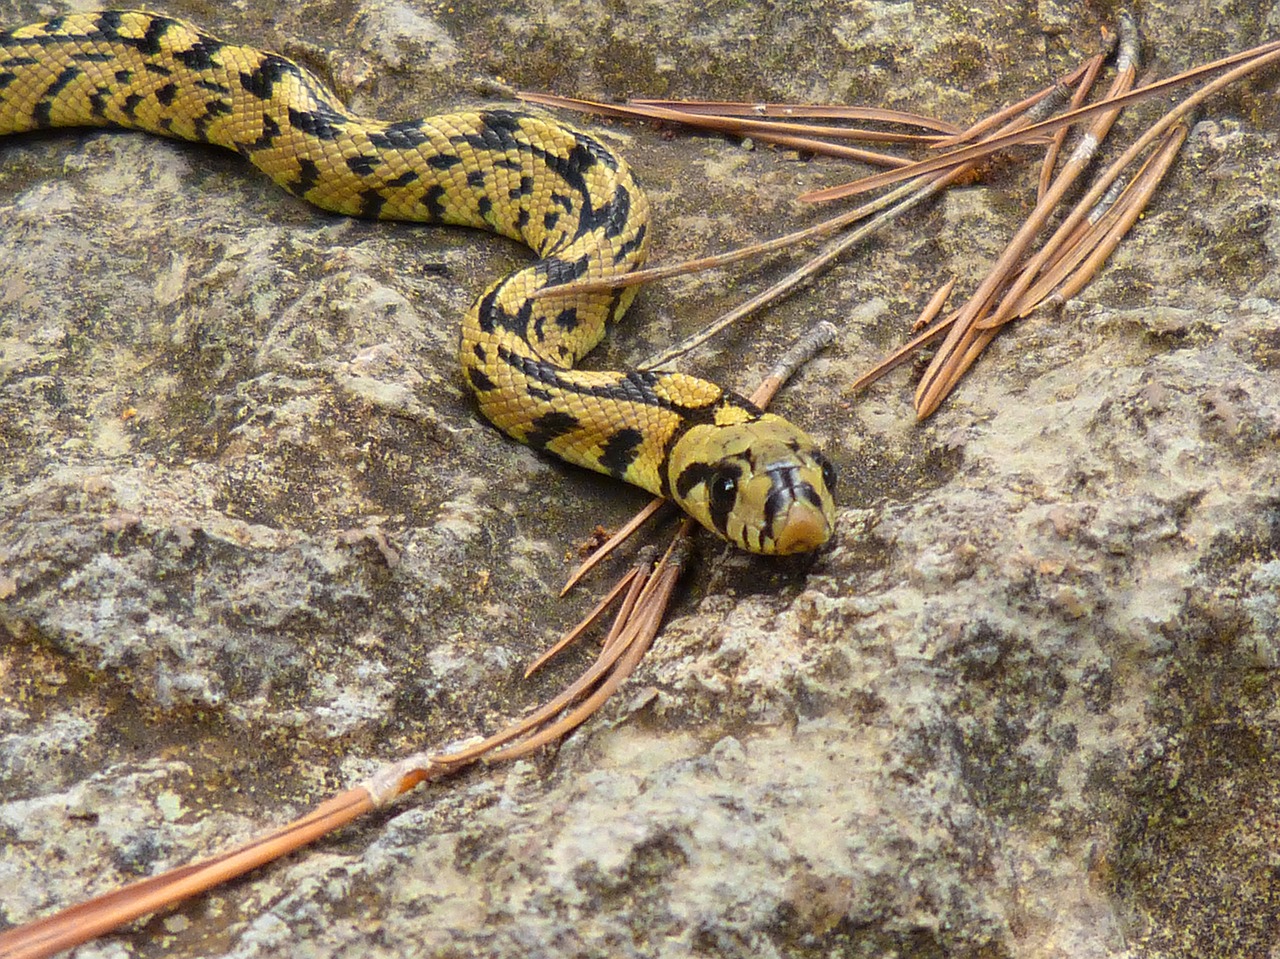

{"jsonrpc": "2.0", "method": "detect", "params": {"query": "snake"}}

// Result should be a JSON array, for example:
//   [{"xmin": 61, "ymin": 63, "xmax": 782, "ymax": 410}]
[{"xmin": 0, "ymin": 10, "xmax": 837, "ymax": 554}]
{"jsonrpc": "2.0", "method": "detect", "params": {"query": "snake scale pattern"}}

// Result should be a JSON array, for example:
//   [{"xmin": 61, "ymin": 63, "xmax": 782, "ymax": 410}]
[{"xmin": 0, "ymin": 10, "xmax": 836, "ymax": 554}]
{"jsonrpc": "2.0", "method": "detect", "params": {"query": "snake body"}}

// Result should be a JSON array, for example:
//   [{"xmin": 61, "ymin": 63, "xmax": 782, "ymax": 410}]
[{"xmin": 0, "ymin": 10, "xmax": 836, "ymax": 554}]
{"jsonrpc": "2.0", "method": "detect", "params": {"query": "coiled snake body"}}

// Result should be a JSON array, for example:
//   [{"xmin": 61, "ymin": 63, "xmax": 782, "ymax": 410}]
[{"xmin": 1, "ymin": 10, "xmax": 836, "ymax": 554}]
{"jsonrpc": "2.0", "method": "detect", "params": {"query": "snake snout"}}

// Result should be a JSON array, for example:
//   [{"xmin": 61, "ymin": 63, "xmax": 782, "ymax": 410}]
[{"xmin": 763, "ymin": 465, "xmax": 833, "ymax": 554}]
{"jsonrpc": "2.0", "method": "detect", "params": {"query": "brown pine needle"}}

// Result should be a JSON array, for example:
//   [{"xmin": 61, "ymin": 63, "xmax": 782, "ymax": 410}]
[
  {"xmin": 1011, "ymin": 122, "xmax": 1190, "ymax": 318},
  {"xmin": 560, "ymin": 499, "xmax": 668, "ymax": 594},
  {"xmin": 965, "ymin": 15, "xmax": 1138, "ymax": 335},
  {"xmin": 980, "ymin": 39, "xmax": 1275, "ymax": 333},
  {"xmin": 1039, "ymin": 52, "xmax": 1109, "ymax": 200},
  {"xmin": 519, "ymin": 91, "xmax": 953, "ymax": 151},
  {"xmin": 1036, "ymin": 176, "xmax": 1130, "ymax": 278},
  {"xmin": 848, "ymin": 309, "xmax": 961, "ymax": 395},
  {"xmin": 0, "ymin": 788, "xmax": 377, "ymax": 959},
  {"xmin": 447, "ymin": 535, "xmax": 689, "ymax": 766},
  {"xmin": 971, "ymin": 38, "xmax": 1253, "ymax": 332},
  {"xmin": 744, "ymin": 132, "xmax": 914, "ymax": 167},
  {"xmin": 715, "ymin": 56, "xmax": 1094, "ymax": 402},
  {"xmin": 445, "ymin": 582, "xmax": 662, "ymax": 762},
  {"xmin": 525, "ymin": 91, "xmax": 1006, "ymax": 308},
  {"xmin": 803, "ymin": 79, "xmax": 1078, "ymax": 205},
  {"xmin": 629, "ymin": 98, "xmax": 963, "ymax": 135},
  {"xmin": 932, "ymin": 48, "xmax": 1099, "ymax": 149},
  {"xmin": 910, "ymin": 33, "xmax": 1280, "ymax": 419},
  {"xmin": 486, "ymin": 539, "xmax": 689, "ymax": 763},
  {"xmin": 798, "ymin": 35, "xmax": 1280, "ymax": 203},
  {"xmin": 912, "ymin": 277, "xmax": 959, "ymax": 332},
  {"xmin": 912, "ymin": 14, "xmax": 1140, "ymax": 418},
  {"xmin": 528, "ymin": 563, "xmax": 645, "ymax": 676}
]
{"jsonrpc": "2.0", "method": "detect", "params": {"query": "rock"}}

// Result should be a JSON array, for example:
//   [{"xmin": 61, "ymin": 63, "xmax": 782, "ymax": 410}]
[{"xmin": 1, "ymin": 2, "xmax": 1277, "ymax": 957}]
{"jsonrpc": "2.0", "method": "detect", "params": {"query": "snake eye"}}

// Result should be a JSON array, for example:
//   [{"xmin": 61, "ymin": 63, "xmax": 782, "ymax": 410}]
[
  {"xmin": 818, "ymin": 455, "xmax": 838, "ymax": 493},
  {"xmin": 708, "ymin": 470, "xmax": 738, "ymax": 513}
]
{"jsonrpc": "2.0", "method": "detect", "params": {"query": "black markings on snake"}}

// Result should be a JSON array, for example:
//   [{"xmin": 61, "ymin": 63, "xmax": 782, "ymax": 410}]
[
  {"xmin": 525, "ymin": 411, "xmax": 581, "ymax": 451},
  {"xmin": 467, "ymin": 367, "xmax": 496, "ymax": 393},
  {"xmin": 422, "ymin": 183, "xmax": 446, "ymax": 219},
  {"xmin": 291, "ymin": 157, "xmax": 322, "ymax": 196},
  {"xmin": 613, "ymin": 223, "xmax": 646, "ymax": 263},
  {"xmin": 385, "ymin": 170, "xmax": 419, "ymax": 188},
  {"xmin": 346, "ymin": 154, "xmax": 379, "ymax": 176},
  {"xmin": 287, "ymin": 103, "xmax": 347, "ymax": 140},
  {"xmin": 358, "ymin": 189, "xmax": 385, "ymax": 219},
  {"xmin": 236, "ymin": 112, "xmax": 280, "ymax": 155},
  {"xmin": 45, "ymin": 65, "xmax": 81, "ymax": 99},
  {"xmin": 174, "ymin": 38, "xmax": 222, "ymax": 72},
  {"xmin": 137, "ymin": 16, "xmax": 175, "ymax": 56},
  {"xmin": 366, "ymin": 120, "xmax": 430, "ymax": 151},
  {"xmin": 598, "ymin": 428, "xmax": 645, "ymax": 477},
  {"xmin": 240, "ymin": 54, "xmax": 294, "ymax": 100}
]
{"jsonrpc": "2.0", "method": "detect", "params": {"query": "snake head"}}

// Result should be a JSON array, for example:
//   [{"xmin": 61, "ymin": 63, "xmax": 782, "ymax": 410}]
[{"xmin": 666, "ymin": 413, "xmax": 837, "ymax": 555}]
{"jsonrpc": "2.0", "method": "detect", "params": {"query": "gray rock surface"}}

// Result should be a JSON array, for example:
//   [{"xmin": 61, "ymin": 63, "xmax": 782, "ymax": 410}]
[{"xmin": 2, "ymin": 1, "xmax": 1278, "ymax": 957}]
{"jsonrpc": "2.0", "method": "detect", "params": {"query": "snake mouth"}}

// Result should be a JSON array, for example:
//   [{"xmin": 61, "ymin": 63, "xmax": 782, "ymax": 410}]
[{"xmin": 769, "ymin": 498, "xmax": 833, "ymax": 554}]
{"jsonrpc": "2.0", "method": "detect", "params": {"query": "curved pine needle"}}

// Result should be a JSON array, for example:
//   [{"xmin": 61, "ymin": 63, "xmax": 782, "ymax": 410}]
[{"xmin": 486, "ymin": 538, "xmax": 690, "ymax": 763}]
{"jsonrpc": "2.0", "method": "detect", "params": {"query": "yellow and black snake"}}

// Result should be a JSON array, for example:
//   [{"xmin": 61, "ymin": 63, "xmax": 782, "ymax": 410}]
[{"xmin": 0, "ymin": 10, "xmax": 836, "ymax": 554}]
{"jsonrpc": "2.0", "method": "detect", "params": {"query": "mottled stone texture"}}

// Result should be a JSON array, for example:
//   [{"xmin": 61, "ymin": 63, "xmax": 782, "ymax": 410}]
[{"xmin": 2, "ymin": 1, "xmax": 1278, "ymax": 957}]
